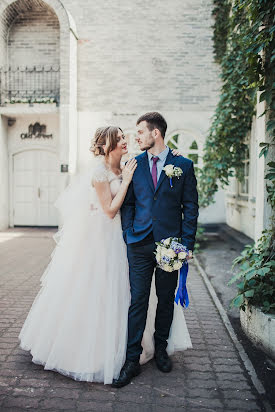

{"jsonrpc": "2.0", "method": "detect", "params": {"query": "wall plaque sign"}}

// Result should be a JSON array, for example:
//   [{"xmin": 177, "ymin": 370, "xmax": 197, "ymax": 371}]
[{"xmin": 21, "ymin": 122, "xmax": 53, "ymax": 139}]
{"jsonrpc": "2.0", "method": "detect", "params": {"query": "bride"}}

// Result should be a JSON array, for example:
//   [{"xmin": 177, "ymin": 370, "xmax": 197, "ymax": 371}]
[{"xmin": 18, "ymin": 126, "xmax": 192, "ymax": 385}]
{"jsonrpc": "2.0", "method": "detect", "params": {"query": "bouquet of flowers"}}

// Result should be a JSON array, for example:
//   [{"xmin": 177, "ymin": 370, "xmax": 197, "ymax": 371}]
[
  {"xmin": 155, "ymin": 237, "xmax": 191, "ymax": 308},
  {"xmin": 155, "ymin": 237, "xmax": 189, "ymax": 272}
]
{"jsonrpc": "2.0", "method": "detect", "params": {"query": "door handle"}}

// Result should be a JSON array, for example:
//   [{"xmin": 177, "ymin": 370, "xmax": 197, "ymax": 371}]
[{"xmin": 38, "ymin": 188, "xmax": 41, "ymax": 198}]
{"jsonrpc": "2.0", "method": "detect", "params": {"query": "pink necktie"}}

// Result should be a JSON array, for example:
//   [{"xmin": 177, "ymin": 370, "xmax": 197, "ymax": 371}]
[{"xmin": 152, "ymin": 156, "xmax": 159, "ymax": 188}]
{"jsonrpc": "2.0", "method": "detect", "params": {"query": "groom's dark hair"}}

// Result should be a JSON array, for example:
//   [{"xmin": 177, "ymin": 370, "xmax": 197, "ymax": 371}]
[{"xmin": 136, "ymin": 112, "xmax": 167, "ymax": 138}]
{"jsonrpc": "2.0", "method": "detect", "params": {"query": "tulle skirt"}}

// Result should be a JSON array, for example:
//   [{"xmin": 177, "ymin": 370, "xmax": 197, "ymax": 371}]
[{"xmin": 19, "ymin": 211, "xmax": 192, "ymax": 384}]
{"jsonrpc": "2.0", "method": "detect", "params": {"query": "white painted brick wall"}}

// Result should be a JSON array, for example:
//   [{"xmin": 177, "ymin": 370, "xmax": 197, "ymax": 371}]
[
  {"xmin": 1, "ymin": 0, "xmax": 219, "ymax": 111},
  {"xmin": 8, "ymin": 9, "xmax": 59, "ymax": 66},
  {"xmin": 62, "ymin": 0, "xmax": 220, "ymax": 112}
]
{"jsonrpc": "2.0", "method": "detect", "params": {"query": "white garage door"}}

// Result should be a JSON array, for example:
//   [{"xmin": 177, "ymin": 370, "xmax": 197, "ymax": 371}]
[{"xmin": 13, "ymin": 150, "xmax": 58, "ymax": 226}]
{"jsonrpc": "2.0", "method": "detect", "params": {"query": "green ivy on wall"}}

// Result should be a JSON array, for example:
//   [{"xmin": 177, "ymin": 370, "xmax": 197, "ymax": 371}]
[
  {"xmin": 211, "ymin": 0, "xmax": 231, "ymax": 64},
  {"xmin": 205, "ymin": 0, "xmax": 275, "ymax": 313},
  {"xmin": 199, "ymin": 0, "xmax": 275, "ymax": 209}
]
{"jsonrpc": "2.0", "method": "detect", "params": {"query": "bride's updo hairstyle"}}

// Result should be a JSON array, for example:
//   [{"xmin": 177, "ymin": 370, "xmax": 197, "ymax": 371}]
[{"xmin": 90, "ymin": 126, "xmax": 122, "ymax": 157}]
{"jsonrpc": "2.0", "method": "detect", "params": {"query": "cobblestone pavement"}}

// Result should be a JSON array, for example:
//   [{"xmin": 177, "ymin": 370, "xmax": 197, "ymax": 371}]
[
  {"xmin": 197, "ymin": 226, "xmax": 275, "ymax": 409},
  {"xmin": 0, "ymin": 228, "xmax": 266, "ymax": 411}
]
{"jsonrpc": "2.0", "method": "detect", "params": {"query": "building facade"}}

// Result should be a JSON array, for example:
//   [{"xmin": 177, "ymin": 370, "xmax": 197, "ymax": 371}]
[
  {"xmin": 225, "ymin": 96, "xmax": 274, "ymax": 241},
  {"xmin": 0, "ymin": 0, "xmax": 224, "ymax": 229}
]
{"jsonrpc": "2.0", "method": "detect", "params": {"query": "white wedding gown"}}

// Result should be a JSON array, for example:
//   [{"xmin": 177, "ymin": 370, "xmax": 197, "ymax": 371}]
[{"xmin": 19, "ymin": 158, "xmax": 192, "ymax": 384}]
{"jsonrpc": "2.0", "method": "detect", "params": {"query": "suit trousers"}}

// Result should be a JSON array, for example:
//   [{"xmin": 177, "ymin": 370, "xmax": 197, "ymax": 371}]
[{"xmin": 126, "ymin": 234, "xmax": 178, "ymax": 362}]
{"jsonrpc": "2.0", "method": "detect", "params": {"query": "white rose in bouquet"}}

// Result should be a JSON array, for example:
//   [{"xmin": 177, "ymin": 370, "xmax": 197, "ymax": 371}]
[
  {"xmin": 173, "ymin": 262, "xmax": 182, "ymax": 271},
  {"xmin": 163, "ymin": 264, "xmax": 173, "ymax": 272},
  {"xmin": 178, "ymin": 251, "xmax": 187, "ymax": 260},
  {"xmin": 160, "ymin": 246, "xmax": 167, "ymax": 256},
  {"xmin": 166, "ymin": 248, "xmax": 176, "ymax": 259}
]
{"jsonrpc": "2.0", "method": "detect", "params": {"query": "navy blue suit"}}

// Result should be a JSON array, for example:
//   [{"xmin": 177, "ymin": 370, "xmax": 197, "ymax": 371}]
[{"xmin": 121, "ymin": 149, "xmax": 199, "ymax": 361}]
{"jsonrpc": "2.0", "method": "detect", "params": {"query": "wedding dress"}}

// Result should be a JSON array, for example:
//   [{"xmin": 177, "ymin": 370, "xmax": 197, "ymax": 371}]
[{"xmin": 19, "ymin": 157, "xmax": 192, "ymax": 384}]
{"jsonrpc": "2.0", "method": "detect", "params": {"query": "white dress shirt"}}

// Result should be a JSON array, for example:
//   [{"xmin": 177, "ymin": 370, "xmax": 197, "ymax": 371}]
[{"xmin": 147, "ymin": 146, "xmax": 170, "ymax": 181}]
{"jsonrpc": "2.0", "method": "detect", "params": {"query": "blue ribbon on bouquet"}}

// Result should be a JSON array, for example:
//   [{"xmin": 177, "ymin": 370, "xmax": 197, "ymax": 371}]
[{"xmin": 175, "ymin": 261, "xmax": 189, "ymax": 308}]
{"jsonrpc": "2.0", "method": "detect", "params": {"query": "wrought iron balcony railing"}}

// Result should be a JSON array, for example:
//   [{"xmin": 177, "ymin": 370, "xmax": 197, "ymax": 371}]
[{"xmin": 0, "ymin": 65, "xmax": 60, "ymax": 106}]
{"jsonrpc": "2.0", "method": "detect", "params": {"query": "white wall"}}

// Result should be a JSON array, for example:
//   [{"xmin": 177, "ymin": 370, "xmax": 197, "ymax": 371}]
[
  {"xmin": 67, "ymin": 0, "xmax": 219, "ymax": 113},
  {"xmin": 225, "ymin": 116, "xmax": 257, "ymax": 240},
  {"xmin": 225, "ymin": 93, "xmax": 273, "ymax": 241},
  {"xmin": 7, "ymin": 114, "xmax": 59, "ymax": 155},
  {"xmin": 0, "ymin": 115, "xmax": 9, "ymax": 229}
]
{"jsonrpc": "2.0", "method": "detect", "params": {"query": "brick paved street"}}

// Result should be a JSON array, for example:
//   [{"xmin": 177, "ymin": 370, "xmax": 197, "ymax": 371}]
[{"xmin": 0, "ymin": 228, "xmax": 266, "ymax": 411}]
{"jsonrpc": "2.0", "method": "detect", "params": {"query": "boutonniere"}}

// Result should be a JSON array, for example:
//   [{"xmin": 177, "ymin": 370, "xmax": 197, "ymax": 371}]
[{"xmin": 163, "ymin": 165, "xmax": 183, "ymax": 188}]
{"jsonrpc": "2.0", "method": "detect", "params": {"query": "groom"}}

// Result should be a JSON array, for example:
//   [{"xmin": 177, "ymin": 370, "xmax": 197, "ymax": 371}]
[{"xmin": 112, "ymin": 112, "xmax": 199, "ymax": 388}]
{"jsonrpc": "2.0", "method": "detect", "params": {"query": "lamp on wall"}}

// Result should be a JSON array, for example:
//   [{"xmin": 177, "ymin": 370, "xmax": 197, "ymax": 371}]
[
  {"xmin": 61, "ymin": 164, "xmax": 68, "ymax": 173},
  {"xmin": 8, "ymin": 118, "xmax": 16, "ymax": 127}
]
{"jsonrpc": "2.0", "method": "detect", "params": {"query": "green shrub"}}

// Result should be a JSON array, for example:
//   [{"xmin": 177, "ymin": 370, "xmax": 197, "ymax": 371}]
[{"xmin": 228, "ymin": 230, "xmax": 275, "ymax": 314}]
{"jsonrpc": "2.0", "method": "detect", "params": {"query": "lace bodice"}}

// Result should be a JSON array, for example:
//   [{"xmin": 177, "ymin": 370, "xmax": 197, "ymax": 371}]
[{"xmin": 90, "ymin": 160, "xmax": 122, "ymax": 217}]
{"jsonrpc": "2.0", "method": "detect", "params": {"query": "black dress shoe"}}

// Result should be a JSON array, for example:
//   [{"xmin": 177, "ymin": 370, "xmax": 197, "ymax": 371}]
[
  {"xmin": 111, "ymin": 360, "xmax": 141, "ymax": 388},
  {"xmin": 154, "ymin": 348, "xmax": 172, "ymax": 373}
]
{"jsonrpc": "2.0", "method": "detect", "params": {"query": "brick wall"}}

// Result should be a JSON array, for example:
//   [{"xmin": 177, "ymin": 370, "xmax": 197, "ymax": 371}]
[
  {"xmin": 1, "ymin": 0, "xmax": 219, "ymax": 111},
  {"xmin": 63, "ymin": 0, "xmax": 220, "ymax": 112},
  {"xmin": 0, "ymin": 25, "xmax": 6, "ymax": 66},
  {"xmin": 8, "ymin": 9, "xmax": 59, "ymax": 67},
  {"xmin": 0, "ymin": 4, "xmax": 12, "ymax": 67}
]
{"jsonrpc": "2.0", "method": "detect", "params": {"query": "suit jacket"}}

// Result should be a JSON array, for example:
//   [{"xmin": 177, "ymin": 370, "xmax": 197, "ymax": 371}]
[{"xmin": 121, "ymin": 149, "xmax": 199, "ymax": 251}]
